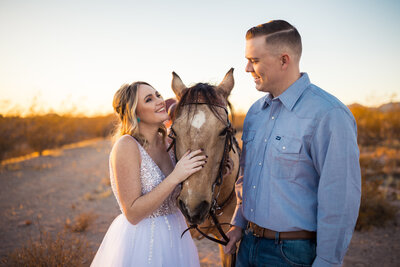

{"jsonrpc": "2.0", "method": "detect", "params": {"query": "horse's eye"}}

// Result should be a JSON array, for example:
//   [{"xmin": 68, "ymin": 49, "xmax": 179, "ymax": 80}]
[{"xmin": 219, "ymin": 128, "xmax": 228, "ymax": 136}]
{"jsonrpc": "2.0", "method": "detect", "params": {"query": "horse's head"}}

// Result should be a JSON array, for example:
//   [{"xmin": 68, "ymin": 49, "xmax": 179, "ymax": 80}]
[{"xmin": 170, "ymin": 69, "xmax": 235, "ymax": 225}]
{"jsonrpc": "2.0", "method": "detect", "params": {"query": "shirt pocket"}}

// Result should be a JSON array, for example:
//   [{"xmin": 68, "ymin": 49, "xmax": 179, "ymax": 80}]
[{"xmin": 271, "ymin": 136, "xmax": 302, "ymax": 179}]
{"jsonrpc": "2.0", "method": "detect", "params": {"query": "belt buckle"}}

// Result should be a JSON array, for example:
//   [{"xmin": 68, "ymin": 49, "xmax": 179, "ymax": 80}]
[
  {"xmin": 253, "ymin": 231, "xmax": 261, "ymax": 238},
  {"xmin": 250, "ymin": 223, "xmax": 262, "ymax": 238}
]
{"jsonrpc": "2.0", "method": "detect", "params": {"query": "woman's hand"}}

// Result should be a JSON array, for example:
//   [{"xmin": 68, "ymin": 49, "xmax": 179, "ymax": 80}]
[{"xmin": 169, "ymin": 149, "xmax": 207, "ymax": 185}]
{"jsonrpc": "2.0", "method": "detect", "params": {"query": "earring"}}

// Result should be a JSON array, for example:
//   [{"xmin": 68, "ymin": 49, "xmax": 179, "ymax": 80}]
[{"xmin": 137, "ymin": 117, "xmax": 140, "ymax": 123}]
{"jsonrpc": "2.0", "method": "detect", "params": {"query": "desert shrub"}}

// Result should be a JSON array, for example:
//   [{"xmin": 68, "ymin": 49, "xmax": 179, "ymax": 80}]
[
  {"xmin": 359, "ymin": 146, "xmax": 400, "ymax": 181},
  {"xmin": 0, "ymin": 115, "xmax": 27, "ymax": 160},
  {"xmin": 26, "ymin": 114, "xmax": 65, "ymax": 155},
  {"xmin": 356, "ymin": 179, "xmax": 398, "ymax": 231},
  {"xmin": 65, "ymin": 212, "xmax": 97, "ymax": 233},
  {"xmin": 1, "ymin": 230, "xmax": 91, "ymax": 266},
  {"xmin": 351, "ymin": 105, "xmax": 383, "ymax": 146},
  {"xmin": 1, "ymin": 113, "xmax": 116, "ymax": 160},
  {"xmin": 350, "ymin": 104, "xmax": 400, "ymax": 147}
]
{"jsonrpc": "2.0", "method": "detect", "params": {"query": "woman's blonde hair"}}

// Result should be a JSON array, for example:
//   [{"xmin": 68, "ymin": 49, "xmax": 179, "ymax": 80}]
[{"xmin": 112, "ymin": 81, "xmax": 167, "ymax": 146}]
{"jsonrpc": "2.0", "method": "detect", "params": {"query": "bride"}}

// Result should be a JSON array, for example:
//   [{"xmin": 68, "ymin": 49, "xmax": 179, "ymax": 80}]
[{"xmin": 91, "ymin": 81, "xmax": 206, "ymax": 266}]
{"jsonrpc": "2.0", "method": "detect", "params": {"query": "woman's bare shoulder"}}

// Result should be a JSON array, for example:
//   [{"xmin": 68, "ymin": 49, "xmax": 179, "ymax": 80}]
[{"xmin": 111, "ymin": 135, "xmax": 141, "ymax": 162}]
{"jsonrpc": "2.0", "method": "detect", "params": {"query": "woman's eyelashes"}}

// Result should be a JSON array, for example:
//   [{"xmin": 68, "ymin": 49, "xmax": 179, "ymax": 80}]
[{"xmin": 145, "ymin": 93, "xmax": 162, "ymax": 103}]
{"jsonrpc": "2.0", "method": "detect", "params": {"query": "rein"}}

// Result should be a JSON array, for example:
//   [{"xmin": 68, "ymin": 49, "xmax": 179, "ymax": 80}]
[{"xmin": 168, "ymin": 101, "xmax": 241, "ymax": 247}]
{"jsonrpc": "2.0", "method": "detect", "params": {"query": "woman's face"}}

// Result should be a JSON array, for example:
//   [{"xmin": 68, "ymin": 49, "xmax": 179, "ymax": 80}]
[{"xmin": 136, "ymin": 84, "xmax": 168, "ymax": 124}]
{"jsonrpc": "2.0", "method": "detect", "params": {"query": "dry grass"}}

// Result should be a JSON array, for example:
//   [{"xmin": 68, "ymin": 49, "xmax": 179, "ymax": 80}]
[
  {"xmin": 0, "ymin": 113, "xmax": 116, "ymax": 161},
  {"xmin": 350, "ymin": 104, "xmax": 400, "ymax": 147},
  {"xmin": 360, "ymin": 146, "xmax": 400, "ymax": 180},
  {"xmin": 1, "ymin": 230, "xmax": 91, "ymax": 266},
  {"xmin": 356, "ymin": 180, "xmax": 398, "ymax": 231},
  {"xmin": 65, "ymin": 212, "xmax": 98, "ymax": 233},
  {"xmin": 83, "ymin": 186, "xmax": 112, "ymax": 202},
  {"xmin": 101, "ymin": 177, "xmax": 111, "ymax": 186}
]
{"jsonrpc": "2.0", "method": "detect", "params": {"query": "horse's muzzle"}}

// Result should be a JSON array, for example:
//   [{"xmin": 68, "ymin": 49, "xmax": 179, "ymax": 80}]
[{"xmin": 178, "ymin": 199, "xmax": 210, "ymax": 225}]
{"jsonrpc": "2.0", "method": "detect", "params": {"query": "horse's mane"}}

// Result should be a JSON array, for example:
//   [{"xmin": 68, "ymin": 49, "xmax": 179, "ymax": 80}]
[{"xmin": 174, "ymin": 83, "xmax": 233, "ymax": 124}]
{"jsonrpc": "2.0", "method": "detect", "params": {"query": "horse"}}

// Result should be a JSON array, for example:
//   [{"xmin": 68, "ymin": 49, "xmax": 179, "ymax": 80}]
[{"xmin": 168, "ymin": 68, "xmax": 240, "ymax": 267}]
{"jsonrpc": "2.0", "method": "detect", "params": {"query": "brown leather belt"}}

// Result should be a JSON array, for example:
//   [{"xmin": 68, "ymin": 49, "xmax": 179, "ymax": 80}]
[{"xmin": 248, "ymin": 222, "xmax": 316, "ymax": 240}]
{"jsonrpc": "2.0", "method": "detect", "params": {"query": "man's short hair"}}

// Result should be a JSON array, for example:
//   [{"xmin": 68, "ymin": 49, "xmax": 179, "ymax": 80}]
[{"xmin": 246, "ymin": 20, "xmax": 302, "ymax": 59}]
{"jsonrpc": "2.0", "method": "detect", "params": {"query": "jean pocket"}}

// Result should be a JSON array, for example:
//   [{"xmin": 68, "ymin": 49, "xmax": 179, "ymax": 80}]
[
  {"xmin": 271, "ymin": 136, "xmax": 302, "ymax": 179},
  {"xmin": 279, "ymin": 239, "xmax": 316, "ymax": 267}
]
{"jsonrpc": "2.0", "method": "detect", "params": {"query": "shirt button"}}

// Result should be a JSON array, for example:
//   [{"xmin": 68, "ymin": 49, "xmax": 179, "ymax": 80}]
[
  {"xmin": 250, "ymin": 209, "xmax": 254, "ymax": 212},
  {"xmin": 271, "ymin": 116, "xmax": 275, "ymax": 120},
  {"xmin": 264, "ymin": 138, "xmax": 267, "ymax": 142},
  {"xmin": 258, "ymin": 162, "xmax": 262, "ymax": 166},
  {"xmin": 282, "ymin": 146, "xmax": 286, "ymax": 150},
  {"xmin": 253, "ymin": 185, "xmax": 256, "ymax": 189}
]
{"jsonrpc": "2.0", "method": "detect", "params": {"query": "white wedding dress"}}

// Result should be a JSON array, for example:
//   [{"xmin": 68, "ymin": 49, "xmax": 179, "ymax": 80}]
[{"xmin": 91, "ymin": 136, "xmax": 200, "ymax": 267}]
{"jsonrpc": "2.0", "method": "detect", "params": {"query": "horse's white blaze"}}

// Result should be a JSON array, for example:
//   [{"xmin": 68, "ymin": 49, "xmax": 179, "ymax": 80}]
[
  {"xmin": 191, "ymin": 110, "xmax": 206, "ymax": 129},
  {"xmin": 187, "ymin": 188, "xmax": 193, "ymax": 198}
]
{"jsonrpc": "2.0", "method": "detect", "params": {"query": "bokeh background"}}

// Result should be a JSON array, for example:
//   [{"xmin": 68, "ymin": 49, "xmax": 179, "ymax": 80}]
[
  {"xmin": 1, "ymin": 0, "xmax": 399, "ymax": 115},
  {"xmin": 1, "ymin": 0, "xmax": 399, "ymax": 266}
]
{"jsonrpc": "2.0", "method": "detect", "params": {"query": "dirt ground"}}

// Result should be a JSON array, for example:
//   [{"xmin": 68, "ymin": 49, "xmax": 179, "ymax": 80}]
[{"xmin": 0, "ymin": 138, "xmax": 399, "ymax": 266}]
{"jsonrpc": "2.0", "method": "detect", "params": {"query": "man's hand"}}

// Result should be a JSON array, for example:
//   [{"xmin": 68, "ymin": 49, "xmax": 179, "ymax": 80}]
[{"xmin": 223, "ymin": 226, "xmax": 243, "ymax": 254}]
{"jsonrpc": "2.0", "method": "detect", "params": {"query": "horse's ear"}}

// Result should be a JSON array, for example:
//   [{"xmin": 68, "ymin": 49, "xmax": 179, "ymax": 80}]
[
  {"xmin": 217, "ymin": 68, "xmax": 234, "ymax": 99},
  {"xmin": 171, "ymin": 72, "xmax": 187, "ymax": 100}
]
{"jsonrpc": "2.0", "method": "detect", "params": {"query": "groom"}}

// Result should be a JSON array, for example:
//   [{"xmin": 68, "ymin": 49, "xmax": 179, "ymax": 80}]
[{"xmin": 224, "ymin": 20, "xmax": 361, "ymax": 266}]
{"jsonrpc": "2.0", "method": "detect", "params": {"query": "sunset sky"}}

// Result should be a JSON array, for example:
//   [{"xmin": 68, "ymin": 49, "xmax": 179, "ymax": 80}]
[{"xmin": 1, "ymin": 0, "xmax": 399, "ymax": 115}]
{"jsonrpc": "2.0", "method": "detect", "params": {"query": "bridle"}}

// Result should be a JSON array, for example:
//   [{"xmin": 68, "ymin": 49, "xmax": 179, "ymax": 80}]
[{"xmin": 167, "ymin": 99, "xmax": 241, "ymax": 247}]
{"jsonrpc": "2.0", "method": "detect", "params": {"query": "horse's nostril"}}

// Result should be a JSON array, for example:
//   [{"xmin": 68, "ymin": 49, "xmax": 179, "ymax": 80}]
[
  {"xmin": 188, "ymin": 201, "xmax": 210, "ymax": 224},
  {"xmin": 196, "ymin": 201, "xmax": 210, "ymax": 213}
]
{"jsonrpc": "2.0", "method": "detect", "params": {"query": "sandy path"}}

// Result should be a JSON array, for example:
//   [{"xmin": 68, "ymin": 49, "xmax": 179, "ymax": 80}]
[{"xmin": 0, "ymin": 138, "xmax": 399, "ymax": 266}]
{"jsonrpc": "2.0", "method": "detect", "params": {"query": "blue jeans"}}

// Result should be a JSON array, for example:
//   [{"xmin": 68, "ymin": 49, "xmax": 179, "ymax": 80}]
[{"xmin": 236, "ymin": 229, "xmax": 316, "ymax": 267}]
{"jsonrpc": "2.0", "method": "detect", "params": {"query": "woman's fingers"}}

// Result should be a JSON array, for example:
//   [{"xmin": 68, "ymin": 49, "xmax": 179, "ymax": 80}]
[
  {"xmin": 189, "ymin": 155, "xmax": 207, "ymax": 162},
  {"xmin": 187, "ymin": 149, "xmax": 203, "ymax": 159},
  {"xmin": 192, "ymin": 160, "xmax": 206, "ymax": 168},
  {"xmin": 190, "ymin": 166, "xmax": 203, "ymax": 175},
  {"xmin": 182, "ymin": 150, "xmax": 191, "ymax": 158}
]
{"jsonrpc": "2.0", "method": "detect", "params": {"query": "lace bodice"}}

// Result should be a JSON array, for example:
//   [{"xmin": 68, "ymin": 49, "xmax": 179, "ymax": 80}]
[{"xmin": 110, "ymin": 136, "xmax": 179, "ymax": 218}]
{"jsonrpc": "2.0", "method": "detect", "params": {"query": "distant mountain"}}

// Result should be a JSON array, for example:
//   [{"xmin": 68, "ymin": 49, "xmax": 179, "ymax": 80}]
[
  {"xmin": 378, "ymin": 102, "xmax": 400, "ymax": 112},
  {"xmin": 347, "ymin": 102, "xmax": 400, "ymax": 112},
  {"xmin": 347, "ymin": 103, "xmax": 365, "ymax": 109}
]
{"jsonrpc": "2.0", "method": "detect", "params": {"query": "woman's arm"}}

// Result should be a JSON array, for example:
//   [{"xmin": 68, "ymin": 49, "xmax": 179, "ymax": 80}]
[{"xmin": 111, "ymin": 135, "xmax": 205, "ymax": 225}]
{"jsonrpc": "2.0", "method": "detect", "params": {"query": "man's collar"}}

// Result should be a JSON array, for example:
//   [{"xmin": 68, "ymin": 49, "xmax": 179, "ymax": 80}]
[
  {"xmin": 261, "ymin": 93, "xmax": 273, "ymax": 109},
  {"xmin": 262, "ymin": 73, "xmax": 310, "ymax": 111}
]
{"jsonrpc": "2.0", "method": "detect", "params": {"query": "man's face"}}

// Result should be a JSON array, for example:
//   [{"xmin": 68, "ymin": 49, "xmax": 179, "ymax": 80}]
[{"xmin": 245, "ymin": 36, "xmax": 281, "ymax": 95}]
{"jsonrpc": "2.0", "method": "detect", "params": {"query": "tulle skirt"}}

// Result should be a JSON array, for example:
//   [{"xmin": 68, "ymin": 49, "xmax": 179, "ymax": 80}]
[{"xmin": 91, "ymin": 211, "xmax": 200, "ymax": 267}]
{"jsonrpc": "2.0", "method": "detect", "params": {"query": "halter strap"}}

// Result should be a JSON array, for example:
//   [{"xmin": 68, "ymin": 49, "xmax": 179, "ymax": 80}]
[{"xmin": 170, "ymin": 96, "xmax": 241, "ymax": 262}]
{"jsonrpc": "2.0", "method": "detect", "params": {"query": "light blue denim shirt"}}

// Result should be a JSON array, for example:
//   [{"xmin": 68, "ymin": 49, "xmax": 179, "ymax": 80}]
[{"xmin": 232, "ymin": 73, "xmax": 361, "ymax": 267}]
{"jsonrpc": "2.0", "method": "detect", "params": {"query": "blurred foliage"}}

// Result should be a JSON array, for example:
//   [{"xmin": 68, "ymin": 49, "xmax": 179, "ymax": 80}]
[
  {"xmin": 230, "ymin": 112, "xmax": 246, "ymax": 132},
  {"xmin": 351, "ymin": 104, "xmax": 400, "ymax": 230},
  {"xmin": 65, "ymin": 212, "xmax": 98, "ymax": 233},
  {"xmin": 1, "ymin": 103, "xmax": 399, "ymax": 231},
  {"xmin": 1, "ymin": 229, "xmax": 91, "ymax": 267},
  {"xmin": 356, "ymin": 179, "xmax": 397, "ymax": 231},
  {"xmin": 0, "ymin": 113, "xmax": 116, "ymax": 160},
  {"xmin": 350, "ymin": 104, "xmax": 400, "ymax": 147}
]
